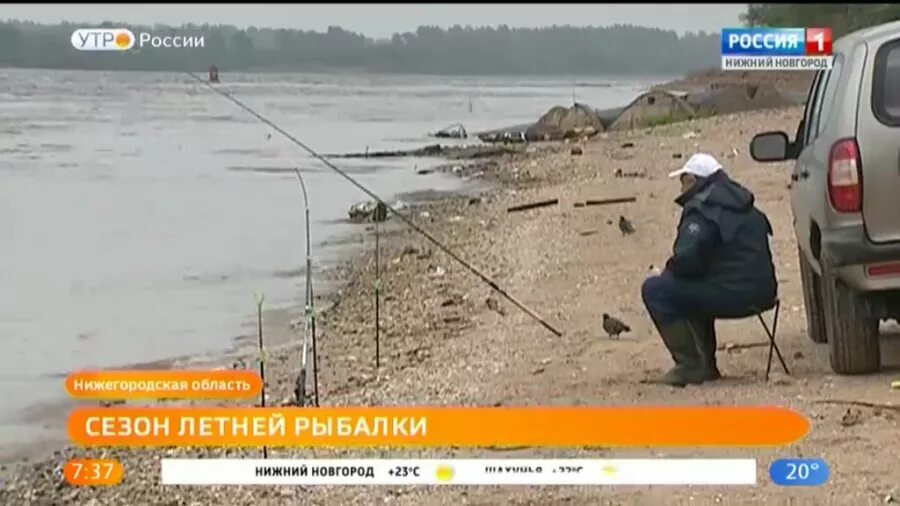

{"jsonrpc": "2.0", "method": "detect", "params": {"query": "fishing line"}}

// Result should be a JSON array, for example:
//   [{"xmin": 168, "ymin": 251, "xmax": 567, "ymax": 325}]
[{"xmin": 186, "ymin": 72, "xmax": 562, "ymax": 338}]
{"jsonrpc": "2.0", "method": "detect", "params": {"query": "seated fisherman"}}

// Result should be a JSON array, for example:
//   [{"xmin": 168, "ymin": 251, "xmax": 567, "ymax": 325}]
[{"xmin": 641, "ymin": 153, "xmax": 778, "ymax": 386}]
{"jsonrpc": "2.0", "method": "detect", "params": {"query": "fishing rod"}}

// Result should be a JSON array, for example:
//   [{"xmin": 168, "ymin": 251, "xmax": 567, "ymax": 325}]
[
  {"xmin": 254, "ymin": 293, "xmax": 268, "ymax": 458},
  {"xmin": 291, "ymin": 167, "xmax": 319, "ymax": 407},
  {"xmin": 186, "ymin": 72, "xmax": 562, "ymax": 338},
  {"xmin": 373, "ymin": 203, "xmax": 386, "ymax": 369}
]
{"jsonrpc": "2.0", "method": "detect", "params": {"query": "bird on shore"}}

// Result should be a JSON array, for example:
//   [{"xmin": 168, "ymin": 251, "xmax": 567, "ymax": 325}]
[
  {"xmin": 618, "ymin": 215, "xmax": 635, "ymax": 235},
  {"xmin": 602, "ymin": 313, "xmax": 631, "ymax": 339},
  {"xmin": 486, "ymin": 297, "xmax": 506, "ymax": 316}
]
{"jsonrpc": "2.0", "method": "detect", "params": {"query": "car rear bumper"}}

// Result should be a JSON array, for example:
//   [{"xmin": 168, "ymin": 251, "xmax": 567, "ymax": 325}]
[
  {"xmin": 822, "ymin": 225, "xmax": 900, "ymax": 294},
  {"xmin": 822, "ymin": 225, "xmax": 900, "ymax": 267}
]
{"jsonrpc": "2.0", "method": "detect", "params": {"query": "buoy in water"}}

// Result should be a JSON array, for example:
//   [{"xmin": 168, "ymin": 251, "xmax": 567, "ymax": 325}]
[{"xmin": 208, "ymin": 65, "xmax": 219, "ymax": 83}]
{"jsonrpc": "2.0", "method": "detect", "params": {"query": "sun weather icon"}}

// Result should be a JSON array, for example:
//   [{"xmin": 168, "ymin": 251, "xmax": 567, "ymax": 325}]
[{"xmin": 435, "ymin": 464, "xmax": 455, "ymax": 483}]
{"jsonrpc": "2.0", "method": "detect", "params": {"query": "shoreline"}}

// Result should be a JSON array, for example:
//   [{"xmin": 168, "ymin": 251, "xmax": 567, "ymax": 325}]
[
  {"xmin": 5, "ymin": 105, "xmax": 900, "ymax": 504},
  {"xmin": 0, "ymin": 112, "xmax": 772, "ymax": 501},
  {"xmin": 0, "ymin": 168, "xmax": 486, "ymax": 468},
  {"xmin": 0, "ymin": 137, "xmax": 555, "ymax": 498},
  {"xmin": 0, "ymin": 115, "xmax": 693, "ymax": 502}
]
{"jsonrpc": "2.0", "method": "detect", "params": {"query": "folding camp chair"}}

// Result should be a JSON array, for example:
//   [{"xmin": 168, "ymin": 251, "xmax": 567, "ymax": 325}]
[
  {"xmin": 753, "ymin": 298, "xmax": 790, "ymax": 381},
  {"xmin": 689, "ymin": 297, "xmax": 790, "ymax": 381}
]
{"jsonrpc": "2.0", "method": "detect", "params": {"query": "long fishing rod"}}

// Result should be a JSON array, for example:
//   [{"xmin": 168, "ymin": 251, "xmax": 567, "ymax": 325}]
[
  {"xmin": 254, "ymin": 293, "xmax": 268, "ymax": 458},
  {"xmin": 292, "ymin": 167, "xmax": 319, "ymax": 407},
  {"xmin": 374, "ymin": 203, "xmax": 385, "ymax": 369},
  {"xmin": 187, "ymin": 72, "xmax": 562, "ymax": 338}
]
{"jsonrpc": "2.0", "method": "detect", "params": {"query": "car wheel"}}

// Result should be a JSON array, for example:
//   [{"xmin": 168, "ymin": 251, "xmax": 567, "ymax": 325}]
[
  {"xmin": 797, "ymin": 247, "xmax": 828, "ymax": 343},
  {"xmin": 821, "ymin": 259, "xmax": 881, "ymax": 374}
]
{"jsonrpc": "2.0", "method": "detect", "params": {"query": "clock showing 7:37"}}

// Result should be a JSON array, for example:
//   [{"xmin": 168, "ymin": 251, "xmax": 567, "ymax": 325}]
[{"xmin": 64, "ymin": 459, "xmax": 124, "ymax": 486}]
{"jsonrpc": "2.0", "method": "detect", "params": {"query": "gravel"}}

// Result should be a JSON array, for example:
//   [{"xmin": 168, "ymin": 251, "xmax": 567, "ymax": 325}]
[{"xmin": 3, "ymin": 106, "xmax": 898, "ymax": 505}]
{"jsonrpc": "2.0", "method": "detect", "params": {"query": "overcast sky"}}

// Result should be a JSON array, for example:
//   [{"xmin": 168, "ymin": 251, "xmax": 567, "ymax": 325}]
[{"xmin": 3, "ymin": 4, "xmax": 746, "ymax": 37}]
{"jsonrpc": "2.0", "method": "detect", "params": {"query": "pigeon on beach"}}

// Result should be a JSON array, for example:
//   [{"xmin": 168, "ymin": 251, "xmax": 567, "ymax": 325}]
[
  {"xmin": 618, "ymin": 216, "xmax": 635, "ymax": 235},
  {"xmin": 486, "ymin": 297, "xmax": 506, "ymax": 316},
  {"xmin": 602, "ymin": 313, "xmax": 631, "ymax": 339}
]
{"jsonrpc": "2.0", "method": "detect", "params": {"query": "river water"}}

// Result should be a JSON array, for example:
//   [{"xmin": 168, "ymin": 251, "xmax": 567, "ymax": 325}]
[{"xmin": 0, "ymin": 69, "xmax": 665, "ymax": 458}]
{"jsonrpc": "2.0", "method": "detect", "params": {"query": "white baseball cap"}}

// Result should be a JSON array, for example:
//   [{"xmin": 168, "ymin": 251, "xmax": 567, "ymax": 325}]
[{"xmin": 668, "ymin": 153, "xmax": 722, "ymax": 179}]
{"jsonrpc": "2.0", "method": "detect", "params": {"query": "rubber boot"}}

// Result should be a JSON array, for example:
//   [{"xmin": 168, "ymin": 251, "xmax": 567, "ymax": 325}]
[
  {"xmin": 690, "ymin": 318, "xmax": 721, "ymax": 381},
  {"xmin": 652, "ymin": 320, "xmax": 708, "ymax": 387}
]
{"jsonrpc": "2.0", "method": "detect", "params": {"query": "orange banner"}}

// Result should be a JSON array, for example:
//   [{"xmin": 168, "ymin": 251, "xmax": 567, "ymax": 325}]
[
  {"xmin": 67, "ymin": 406, "xmax": 808, "ymax": 448},
  {"xmin": 65, "ymin": 370, "xmax": 262, "ymax": 400},
  {"xmin": 63, "ymin": 459, "xmax": 124, "ymax": 486}
]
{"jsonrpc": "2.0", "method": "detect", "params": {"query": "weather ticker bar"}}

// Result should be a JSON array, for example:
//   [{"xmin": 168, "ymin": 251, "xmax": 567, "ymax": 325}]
[{"xmin": 160, "ymin": 458, "xmax": 758, "ymax": 486}]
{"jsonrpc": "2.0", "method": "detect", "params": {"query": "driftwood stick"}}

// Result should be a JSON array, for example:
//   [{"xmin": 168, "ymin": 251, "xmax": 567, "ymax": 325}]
[
  {"xmin": 507, "ymin": 198, "xmax": 559, "ymax": 213},
  {"xmin": 811, "ymin": 399, "xmax": 900, "ymax": 412},
  {"xmin": 482, "ymin": 445, "xmax": 533, "ymax": 452},
  {"xmin": 583, "ymin": 196, "xmax": 637, "ymax": 207},
  {"xmin": 717, "ymin": 341, "xmax": 770, "ymax": 352}
]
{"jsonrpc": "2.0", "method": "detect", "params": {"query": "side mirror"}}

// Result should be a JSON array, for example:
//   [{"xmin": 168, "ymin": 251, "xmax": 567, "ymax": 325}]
[{"xmin": 750, "ymin": 131, "xmax": 794, "ymax": 162}]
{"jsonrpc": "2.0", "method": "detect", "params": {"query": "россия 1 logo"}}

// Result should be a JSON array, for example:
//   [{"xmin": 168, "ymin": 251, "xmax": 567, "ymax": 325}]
[
  {"xmin": 720, "ymin": 27, "xmax": 833, "ymax": 71},
  {"xmin": 71, "ymin": 28, "xmax": 204, "ymax": 51}
]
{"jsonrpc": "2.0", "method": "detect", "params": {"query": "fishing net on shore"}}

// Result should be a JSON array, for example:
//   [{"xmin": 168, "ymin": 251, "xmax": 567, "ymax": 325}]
[
  {"xmin": 693, "ymin": 83, "xmax": 793, "ymax": 115},
  {"xmin": 525, "ymin": 103, "xmax": 604, "ymax": 141}
]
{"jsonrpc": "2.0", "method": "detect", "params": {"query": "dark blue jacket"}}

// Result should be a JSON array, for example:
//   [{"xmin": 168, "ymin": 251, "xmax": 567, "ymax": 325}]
[{"xmin": 665, "ymin": 170, "xmax": 778, "ymax": 309}]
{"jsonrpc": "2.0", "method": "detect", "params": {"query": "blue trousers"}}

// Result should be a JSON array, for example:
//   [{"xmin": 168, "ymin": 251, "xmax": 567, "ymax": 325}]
[{"xmin": 641, "ymin": 271, "xmax": 763, "ymax": 326}]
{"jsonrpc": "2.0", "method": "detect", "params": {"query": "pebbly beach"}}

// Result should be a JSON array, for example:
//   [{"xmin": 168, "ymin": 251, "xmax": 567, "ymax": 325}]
[{"xmin": 3, "ymin": 85, "xmax": 900, "ymax": 503}]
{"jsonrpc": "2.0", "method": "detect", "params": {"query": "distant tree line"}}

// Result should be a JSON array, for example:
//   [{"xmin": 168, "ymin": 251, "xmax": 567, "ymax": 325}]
[
  {"xmin": 741, "ymin": 4, "xmax": 900, "ymax": 37},
  {"xmin": 0, "ymin": 20, "xmax": 721, "ymax": 75}
]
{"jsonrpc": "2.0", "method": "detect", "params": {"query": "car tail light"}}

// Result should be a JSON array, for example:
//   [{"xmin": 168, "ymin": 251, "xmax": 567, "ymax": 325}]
[
  {"xmin": 827, "ymin": 138, "xmax": 862, "ymax": 213},
  {"xmin": 866, "ymin": 262, "xmax": 900, "ymax": 277}
]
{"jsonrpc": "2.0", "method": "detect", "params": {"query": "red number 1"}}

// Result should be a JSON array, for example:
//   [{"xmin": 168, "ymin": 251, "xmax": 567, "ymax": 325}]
[{"xmin": 805, "ymin": 28, "xmax": 832, "ymax": 56}]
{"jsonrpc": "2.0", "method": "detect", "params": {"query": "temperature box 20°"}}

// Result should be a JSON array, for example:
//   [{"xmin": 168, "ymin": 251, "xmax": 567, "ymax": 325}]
[{"xmin": 720, "ymin": 27, "xmax": 833, "ymax": 71}]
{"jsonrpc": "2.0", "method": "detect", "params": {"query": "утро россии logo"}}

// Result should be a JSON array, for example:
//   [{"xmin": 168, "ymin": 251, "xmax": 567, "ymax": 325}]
[
  {"xmin": 70, "ymin": 28, "xmax": 205, "ymax": 51},
  {"xmin": 71, "ymin": 28, "xmax": 135, "ymax": 51}
]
